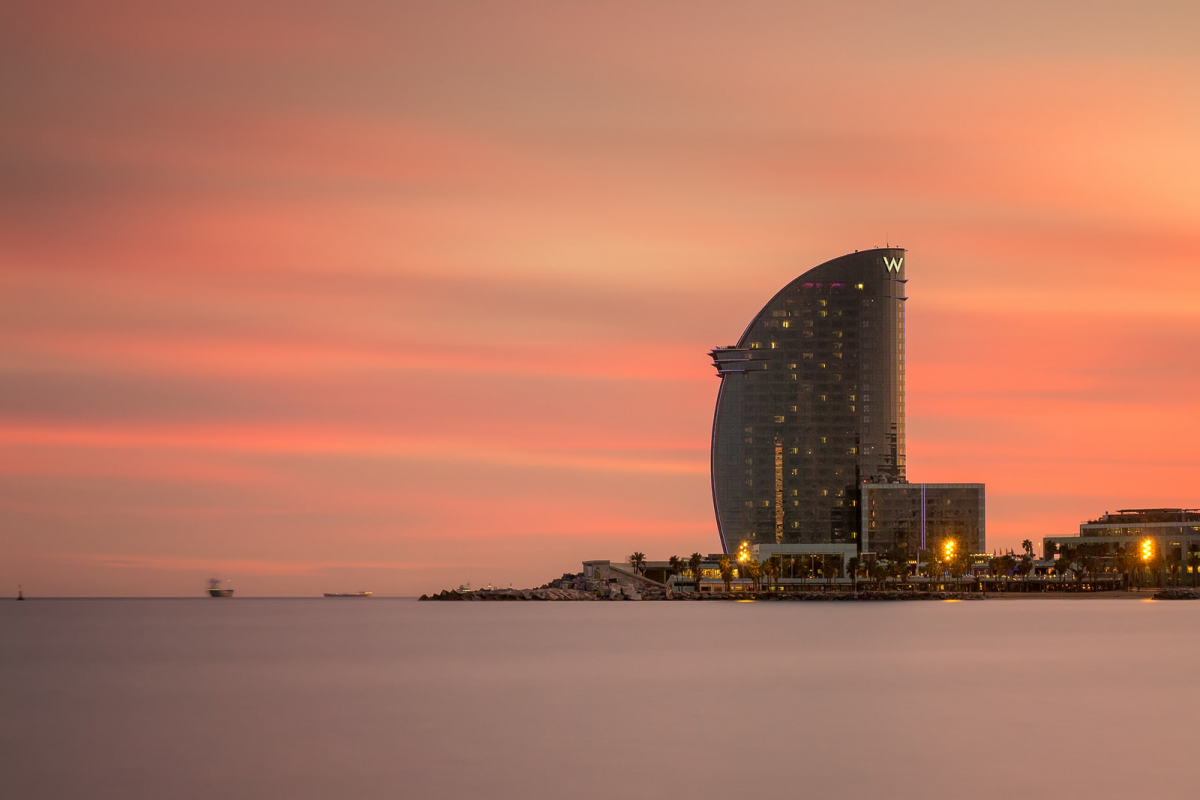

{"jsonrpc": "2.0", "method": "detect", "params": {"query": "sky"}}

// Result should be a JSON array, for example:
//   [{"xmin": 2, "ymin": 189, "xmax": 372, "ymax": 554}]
[{"xmin": 3, "ymin": 0, "xmax": 1199, "ymax": 596}]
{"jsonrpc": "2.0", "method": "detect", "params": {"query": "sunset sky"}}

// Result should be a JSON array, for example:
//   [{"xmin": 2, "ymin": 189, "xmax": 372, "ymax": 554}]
[{"xmin": 3, "ymin": 1, "xmax": 1199, "ymax": 595}]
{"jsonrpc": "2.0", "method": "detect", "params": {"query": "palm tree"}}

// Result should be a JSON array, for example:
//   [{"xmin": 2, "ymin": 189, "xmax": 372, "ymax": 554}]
[
  {"xmin": 846, "ymin": 556, "xmax": 860, "ymax": 592},
  {"xmin": 1053, "ymin": 552, "xmax": 1073, "ymax": 589},
  {"xmin": 688, "ymin": 552, "xmax": 704, "ymax": 592},
  {"xmin": 668, "ymin": 555, "xmax": 682, "ymax": 580},
  {"xmin": 718, "ymin": 556, "xmax": 734, "ymax": 592},
  {"xmin": 822, "ymin": 554, "xmax": 842, "ymax": 589},
  {"xmin": 629, "ymin": 552, "xmax": 646, "ymax": 575},
  {"xmin": 950, "ymin": 552, "xmax": 972, "ymax": 589},
  {"xmin": 1016, "ymin": 555, "xmax": 1034, "ymax": 591},
  {"xmin": 764, "ymin": 557, "xmax": 780, "ymax": 591},
  {"xmin": 1021, "ymin": 539, "xmax": 1034, "ymax": 558},
  {"xmin": 1165, "ymin": 550, "xmax": 1182, "ymax": 587},
  {"xmin": 1188, "ymin": 546, "xmax": 1200, "ymax": 588},
  {"xmin": 867, "ymin": 560, "xmax": 888, "ymax": 590},
  {"xmin": 745, "ymin": 558, "xmax": 763, "ymax": 591}
]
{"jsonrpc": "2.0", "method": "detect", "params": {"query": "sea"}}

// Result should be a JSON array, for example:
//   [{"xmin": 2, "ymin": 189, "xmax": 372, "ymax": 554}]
[{"xmin": 3, "ymin": 597, "xmax": 1197, "ymax": 800}]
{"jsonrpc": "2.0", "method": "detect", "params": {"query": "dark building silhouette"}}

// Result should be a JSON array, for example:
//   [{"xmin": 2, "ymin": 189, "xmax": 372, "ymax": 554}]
[{"xmin": 709, "ymin": 248, "xmax": 983, "ymax": 556}]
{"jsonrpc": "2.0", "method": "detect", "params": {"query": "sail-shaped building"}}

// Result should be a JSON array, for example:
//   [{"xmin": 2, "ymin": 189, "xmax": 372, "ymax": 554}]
[{"xmin": 709, "ymin": 248, "xmax": 983, "ymax": 557}]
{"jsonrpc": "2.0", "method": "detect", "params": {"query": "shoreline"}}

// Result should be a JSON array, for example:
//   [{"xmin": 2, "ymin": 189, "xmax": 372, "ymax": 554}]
[{"xmin": 420, "ymin": 587, "xmax": 1200, "ymax": 602}]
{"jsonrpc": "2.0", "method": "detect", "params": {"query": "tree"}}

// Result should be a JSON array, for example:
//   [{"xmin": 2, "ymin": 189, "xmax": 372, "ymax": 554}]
[
  {"xmin": 629, "ymin": 552, "xmax": 646, "ymax": 575},
  {"xmin": 764, "ymin": 557, "xmax": 781, "ymax": 591},
  {"xmin": 1188, "ymin": 546, "xmax": 1200, "ymax": 588},
  {"xmin": 1021, "ymin": 539, "xmax": 1034, "ymax": 559},
  {"xmin": 950, "ymin": 552, "xmax": 972, "ymax": 588},
  {"xmin": 668, "ymin": 555, "xmax": 683, "ymax": 581},
  {"xmin": 689, "ymin": 552, "xmax": 704, "ymax": 592},
  {"xmin": 822, "ymin": 553, "xmax": 842, "ymax": 588},
  {"xmin": 868, "ymin": 560, "xmax": 888, "ymax": 590},
  {"xmin": 1054, "ymin": 551, "xmax": 1074, "ymax": 589},
  {"xmin": 1165, "ymin": 549, "xmax": 1183, "ymax": 588},
  {"xmin": 889, "ymin": 555, "xmax": 909, "ymax": 588},
  {"xmin": 1115, "ymin": 545, "xmax": 1140, "ymax": 590},
  {"xmin": 990, "ymin": 554, "xmax": 1017, "ymax": 591},
  {"xmin": 1016, "ymin": 555, "xmax": 1034, "ymax": 590},
  {"xmin": 846, "ymin": 556, "xmax": 860, "ymax": 592},
  {"xmin": 744, "ymin": 558, "xmax": 763, "ymax": 591},
  {"xmin": 718, "ymin": 556, "xmax": 734, "ymax": 592}
]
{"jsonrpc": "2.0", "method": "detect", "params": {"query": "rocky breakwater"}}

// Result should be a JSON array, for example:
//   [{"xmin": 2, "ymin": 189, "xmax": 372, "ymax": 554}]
[
  {"xmin": 420, "ymin": 587, "xmax": 598, "ymax": 601},
  {"xmin": 1154, "ymin": 588, "xmax": 1200, "ymax": 600}
]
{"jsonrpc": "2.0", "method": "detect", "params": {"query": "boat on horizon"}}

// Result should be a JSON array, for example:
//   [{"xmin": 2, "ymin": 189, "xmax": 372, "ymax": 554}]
[
  {"xmin": 323, "ymin": 591, "xmax": 373, "ymax": 598},
  {"xmin": 208, "ymin": 578, "xmax": 234, "ymax": 598}
]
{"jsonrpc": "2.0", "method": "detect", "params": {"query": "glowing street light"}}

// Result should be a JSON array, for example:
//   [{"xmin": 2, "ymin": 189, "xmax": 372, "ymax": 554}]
[
  {"xmin": 943, "ymin": 540, "xmax": 956, "ymax": 560},
  {"xmin": 1141, "ymin": 539, "xmax": 1153, "ymax": 561}
]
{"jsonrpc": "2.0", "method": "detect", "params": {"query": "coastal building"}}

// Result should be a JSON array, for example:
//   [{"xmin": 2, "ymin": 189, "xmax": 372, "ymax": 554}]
[
  {"xmin": 1043, "ymin": 508, "xmax": 1200, "ymax": 565},
  {"xmin": 860, "ymin": 483, "xmax": 985, "ymax": 557},
  {"xmin": 708, "ymin": 248, "xmax": 983, "ymax": 556}
]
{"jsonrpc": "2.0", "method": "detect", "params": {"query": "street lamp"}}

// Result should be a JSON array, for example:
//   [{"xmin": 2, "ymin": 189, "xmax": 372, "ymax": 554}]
[
  {"xmin": 943, "ymin": 540, "xmax": 956, "ymax": 560},
  {"xmin": 1141, "ymin": 539, "xmax": 1153, "ymax": 561}
]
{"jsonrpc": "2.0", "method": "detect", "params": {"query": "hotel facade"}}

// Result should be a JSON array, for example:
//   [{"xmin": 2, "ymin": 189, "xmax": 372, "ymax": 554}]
[{"xmin": 709, "ymin": 248, "xmax": 983, "ymax": 558}]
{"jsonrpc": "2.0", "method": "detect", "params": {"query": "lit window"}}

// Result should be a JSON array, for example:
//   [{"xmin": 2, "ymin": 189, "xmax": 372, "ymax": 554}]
[
  {"xmin": 856, "ymin": 283, "xmax": 864, "ymax": 289},
  {"xmin": 749, "ymin": 342, "xmax": 762, "ymax": 349},
  {"xmin": 788, "ymin": 363, "xmax": 797, "ymax": 369},
  {"xmin": 789, "ymin": 405, "xmax": 798, "ymax": 412},
  {"xmin": 774, "ymin": 415, "xmax": 785, "ymax": 423},
  {"xmin": 781, "ymin": 321, "xmax": 790, "ymax": 328}
]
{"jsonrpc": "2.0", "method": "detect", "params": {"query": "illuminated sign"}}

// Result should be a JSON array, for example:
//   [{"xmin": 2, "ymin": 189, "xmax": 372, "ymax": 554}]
[{"xmin": 883, "ymin": 256, "xmax": 904, "ymax": 274}]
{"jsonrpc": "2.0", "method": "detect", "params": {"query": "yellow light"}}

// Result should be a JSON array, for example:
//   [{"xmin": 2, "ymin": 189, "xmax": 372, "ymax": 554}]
[
  {"xmin": 943, "ymin": 541, "xmax": 956, "ymax": 559},
  {"xmin": 1141, "ymin": 539, "xmax": 1153, "ymax": 561}
]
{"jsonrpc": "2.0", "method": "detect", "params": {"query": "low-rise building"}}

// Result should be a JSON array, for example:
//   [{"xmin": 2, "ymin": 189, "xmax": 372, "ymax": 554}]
[{"xmin": 1042, "ymin": 508, "xmax": 1200, "ymax": 567}]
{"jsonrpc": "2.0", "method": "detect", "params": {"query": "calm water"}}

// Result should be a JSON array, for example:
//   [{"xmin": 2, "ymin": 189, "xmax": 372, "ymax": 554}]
[{"xmin": 3, "ymin": 597, "xmax": 1197, "ymax": 799}]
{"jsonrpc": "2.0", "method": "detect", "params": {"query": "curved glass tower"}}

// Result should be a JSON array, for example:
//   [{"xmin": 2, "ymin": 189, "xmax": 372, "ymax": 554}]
[{"xmin": 710, "ymin": 248, "xmax": 907, "ymax": 552}]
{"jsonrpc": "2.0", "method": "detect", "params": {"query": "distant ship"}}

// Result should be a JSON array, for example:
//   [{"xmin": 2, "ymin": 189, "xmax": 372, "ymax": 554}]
[
  {"xmin": 208, "ymin": 578, "xmax": 234, "ymax": 598},
  {"xmin": 323, "ymin": 591, "xmax": 373, "ymax": 598}
]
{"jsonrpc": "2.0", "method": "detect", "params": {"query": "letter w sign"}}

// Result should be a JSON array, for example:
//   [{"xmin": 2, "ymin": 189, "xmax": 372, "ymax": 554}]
[{"xmin": 883, "ymin": 256, "xmax": 904, "ymax": 274}]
